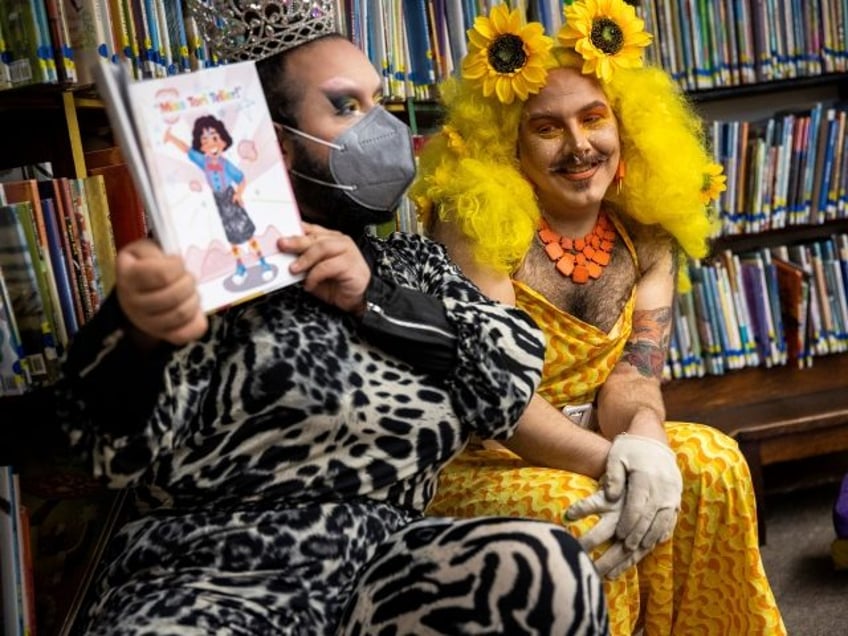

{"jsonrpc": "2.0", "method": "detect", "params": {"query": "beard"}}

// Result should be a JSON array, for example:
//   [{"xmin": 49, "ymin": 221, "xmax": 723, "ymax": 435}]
[{"xmin": 288, "ymin": 136, "xmax": 396, "ymax": 237}]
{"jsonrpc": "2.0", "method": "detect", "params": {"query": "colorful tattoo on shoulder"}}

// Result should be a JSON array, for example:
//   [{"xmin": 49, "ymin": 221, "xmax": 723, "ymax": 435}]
[{"xmin": 623, "ymin": 307, "xmax": 672, "ymax": 378}]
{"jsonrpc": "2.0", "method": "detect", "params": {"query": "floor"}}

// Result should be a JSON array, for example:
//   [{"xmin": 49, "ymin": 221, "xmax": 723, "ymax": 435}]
[{"xmin": 759, "ymin": 469, "xmax": 847, "ymax": 635}]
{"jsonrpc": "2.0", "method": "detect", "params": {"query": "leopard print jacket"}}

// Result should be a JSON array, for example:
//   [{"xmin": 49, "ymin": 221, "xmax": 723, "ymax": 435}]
[{"xmin": 58, "ymin": 231, "xmax": 545, "ymax": 515}]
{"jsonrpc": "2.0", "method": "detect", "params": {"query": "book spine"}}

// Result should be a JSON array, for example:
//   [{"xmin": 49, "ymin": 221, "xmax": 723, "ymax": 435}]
[
  {"xmin": 0, "ymin": 466, "xmax": 24, "ymax": 636},
  {"xmin": 29, "ymin": 0, "xmax": 59, "ymax": 83},
  {"xmin": 40, "ymin": 197, "xmax": 80, "ymax": 337},
  {"xmin": 44, "ymin": 0, "xmax": 78, "ymax": 83},
  {"xmin": 0, "ymin": 268, "xmax": 30, "ymax": 394},
  {"xmin": 82, "ymin": 175, "xmax": 118, "ymax": 296}
]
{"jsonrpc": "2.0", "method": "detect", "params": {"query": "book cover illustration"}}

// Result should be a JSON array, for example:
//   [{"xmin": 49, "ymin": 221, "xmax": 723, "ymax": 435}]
[{"xmin": 96, "ymin": 59, "xmax": 304, "ymax": 313}]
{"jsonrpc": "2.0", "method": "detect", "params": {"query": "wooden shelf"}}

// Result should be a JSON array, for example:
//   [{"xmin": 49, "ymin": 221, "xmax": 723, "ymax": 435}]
[
  {"xmin": 0, "ymin": 84, "xmax": 111, "ymax": 178},
  {"xmin": 663, "ymin": 353, "xmax": 848, "ymax": 427},
  {"xmin": 710, "ymin": 219, "xmax": 848, "ymax": 255},
  {"xmin": 686, "ymin": 72, "xmax": 848, "ymax": 103},
  {"xmin": 663, "ymin": 353, "xmax": 848, "ymax": 543}
]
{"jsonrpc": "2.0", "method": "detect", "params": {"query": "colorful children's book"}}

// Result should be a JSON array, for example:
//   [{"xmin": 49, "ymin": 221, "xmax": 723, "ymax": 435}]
[{"xmin": 93, "ymin": 58, "xmax": 304, "ymax": 313}]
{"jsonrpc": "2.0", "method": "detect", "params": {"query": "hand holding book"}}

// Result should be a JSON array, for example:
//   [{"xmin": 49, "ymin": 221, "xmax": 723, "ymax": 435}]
[
  {"xmin": 279, "ymin": 222, "xmax": 373, "ymax": 316},
  {"xmin": 115, "ymin": 238, "xmax": 208, "ymax": 346}
]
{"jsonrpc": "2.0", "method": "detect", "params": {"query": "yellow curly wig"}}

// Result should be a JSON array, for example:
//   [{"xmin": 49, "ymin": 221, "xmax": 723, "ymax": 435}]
[{"xmin": 410, "ymin": 47, "xmax": 719, "ymax": 287}]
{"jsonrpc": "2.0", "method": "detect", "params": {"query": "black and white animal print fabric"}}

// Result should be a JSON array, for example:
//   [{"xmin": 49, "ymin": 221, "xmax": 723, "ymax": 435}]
[{"xmin": 59, "ymin": 233, "xmax": 608, "ymax": 635}]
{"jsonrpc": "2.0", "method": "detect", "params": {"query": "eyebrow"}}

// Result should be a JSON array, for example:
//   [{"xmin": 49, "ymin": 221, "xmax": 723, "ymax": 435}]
[
  {"xmin": 319, "ymin": 73, "xmax": 382, "ymax": 95},
  {"xmin": 525, "ymin": 99, "xmax": 610, "ymax": 121},
  {"xmin": 321, "ymin": 85, "xmax": 384, "ymax": 104}
]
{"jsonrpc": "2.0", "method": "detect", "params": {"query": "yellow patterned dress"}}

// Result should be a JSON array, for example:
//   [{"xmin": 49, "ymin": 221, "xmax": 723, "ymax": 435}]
[{"xmin": 428, "ymin": 221, "xmax": 785, "ymax": 635}]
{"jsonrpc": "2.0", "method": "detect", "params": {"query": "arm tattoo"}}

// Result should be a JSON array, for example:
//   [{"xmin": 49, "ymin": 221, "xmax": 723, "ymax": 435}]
[{"xmin": 622, "ymin": 307, "xmax": 672, "ymax": 378}]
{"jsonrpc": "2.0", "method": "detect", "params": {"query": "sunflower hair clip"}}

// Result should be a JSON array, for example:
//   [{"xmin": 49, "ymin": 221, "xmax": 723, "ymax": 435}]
[
  {"xmin": 461, "ymin": 4, "xmax": 554, "ymax": 105},
  {"xmin": 701, "ymin": 162, "xmax": 728, "ymax": 204},
  {"xmin": 557, "ymin": 0, "xmax": 653, "ymax": 82}
]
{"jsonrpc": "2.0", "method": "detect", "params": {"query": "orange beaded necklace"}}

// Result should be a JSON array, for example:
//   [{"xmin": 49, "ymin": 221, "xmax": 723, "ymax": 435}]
[{"xmin": 538, "ymin": 212, "xmax": 616, "ymax": 284}]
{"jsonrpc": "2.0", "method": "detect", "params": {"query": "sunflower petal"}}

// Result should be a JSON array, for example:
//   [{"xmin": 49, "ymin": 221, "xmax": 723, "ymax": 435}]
[
  {"xmin": 490, "ymin": 5, "xmax": 510, "ymax": 32},
  {"xmin": 505, "ymin": 8, "xmax": 523, "ymax": 32},
  {"xmin": 522, "ymin": 65, "xmax": 547, "ymax": 83},
  {"xmin": 495, "ymin": 76, "xmax": 514, "ymax": 104},
  {"xmin": 512, "ymin": 75, "xmax": 529, "ymax": 100},
  {"xmin": 462, "ymin": 55, "xmax": 487, "ymax": 78},
  {"xmin": 473, "ymin": 17, "xmax": 494, "ymax": 40}
]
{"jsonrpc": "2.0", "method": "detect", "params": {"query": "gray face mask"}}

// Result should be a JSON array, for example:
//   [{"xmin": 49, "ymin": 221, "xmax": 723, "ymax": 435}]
[{"xmin": 283, "ymin": 107, "xmax": 416, "ymax": 212}]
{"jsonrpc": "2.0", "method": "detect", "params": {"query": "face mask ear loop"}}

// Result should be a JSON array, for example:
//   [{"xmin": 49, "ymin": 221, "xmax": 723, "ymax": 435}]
[
  {"xmin": 281, "ymin": 125, "xmax": 345, "ymax": 151},
  {"xmin": 289, "ymin": 169, "xmax": 357, "ymax": 192}
]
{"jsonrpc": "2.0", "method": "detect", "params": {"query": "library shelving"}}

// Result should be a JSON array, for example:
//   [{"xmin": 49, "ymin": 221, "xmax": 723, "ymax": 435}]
[
  {"xmin": 0, "ymin": 82, "xmax": 133, "ymax": 635},
  {"xmin": 664, "ymin": 70, "xmax": 848, "ymax": 542}
]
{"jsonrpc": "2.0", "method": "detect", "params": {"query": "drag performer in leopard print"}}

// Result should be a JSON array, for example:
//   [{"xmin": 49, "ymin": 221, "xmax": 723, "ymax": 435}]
[{"xmin": 49, "ymin": 32, "xmax": 608, "ymax": 636}]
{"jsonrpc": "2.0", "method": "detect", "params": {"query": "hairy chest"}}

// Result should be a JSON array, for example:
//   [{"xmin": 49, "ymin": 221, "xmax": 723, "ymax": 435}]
[{"xmin": 515, "ymin": 238, "xmax": 637, "ymax": 332}]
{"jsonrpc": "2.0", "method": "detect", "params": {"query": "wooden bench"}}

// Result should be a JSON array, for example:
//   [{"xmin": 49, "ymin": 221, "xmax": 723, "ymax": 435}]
[{"xmin": 662, "ymin": 353, "xmax": 848, "ymax": 544}]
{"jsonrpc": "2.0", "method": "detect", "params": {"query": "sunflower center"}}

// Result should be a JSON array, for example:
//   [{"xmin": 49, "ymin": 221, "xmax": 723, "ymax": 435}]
[
  {"xmin": 488, "ymin": 34, "xmax": 527, "ymax": 73},
  {"xmin": 590, "ymin": 18, "xmax": 624, "ymax": 55}
]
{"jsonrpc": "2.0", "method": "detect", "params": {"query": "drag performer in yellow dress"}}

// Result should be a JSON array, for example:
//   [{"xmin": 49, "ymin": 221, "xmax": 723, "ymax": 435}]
[{"xmin": 414, "ymin": 2, "xmax": 785, "ymax": 633}]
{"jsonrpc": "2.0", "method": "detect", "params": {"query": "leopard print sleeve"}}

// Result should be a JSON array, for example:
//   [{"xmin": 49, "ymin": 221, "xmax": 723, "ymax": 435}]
[
  {"xmin": 51, "ymin": 282, "xmax": 243, "ymax": 490},
  {"xmin": 372, "ymin": 234, "xmax": 545, "ymax": 440}
]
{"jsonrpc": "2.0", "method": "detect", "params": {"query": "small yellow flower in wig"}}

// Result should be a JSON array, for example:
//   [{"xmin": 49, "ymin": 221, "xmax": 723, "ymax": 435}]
[
  {"xmin": 462, "ymin": 3, "xmax": 553, "ymax": 104},
  {"xmin": 700, "ymin": 162, "xmax": 728, "ymax": 203},
  {"xmin": 442, "ymin": 124, "xmax": 467, "ymax": 156},
  {"xmin": 558, "ymin": 0, "xmax": 653, "ymax": 82}
]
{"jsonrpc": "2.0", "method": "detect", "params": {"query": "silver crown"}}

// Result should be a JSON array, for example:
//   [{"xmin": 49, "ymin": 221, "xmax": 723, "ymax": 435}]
[{"xmin": 186, "ymin": 0, "xmax": 338, "ymax": 62}]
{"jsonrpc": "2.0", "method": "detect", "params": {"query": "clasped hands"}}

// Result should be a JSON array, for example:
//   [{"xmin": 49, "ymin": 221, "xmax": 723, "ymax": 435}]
[{"xmin": 566, "ymin": 434, "xmax": 682, "ymax": 579}]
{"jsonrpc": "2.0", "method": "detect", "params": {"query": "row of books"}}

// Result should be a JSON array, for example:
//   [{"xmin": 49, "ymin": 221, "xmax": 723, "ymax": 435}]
[
  {"xmin": 0, "ymin": 0, "xmax": 216, "ymax": 90},
  {"xmin": 0, "ymin": 465, "xmax": 35, "ymax": 636},
  {"xmin": 0, "ymin": 170, "xmax": 121, "ymax": 397},
  {"xmin": 640, "ymin": 0, "xmax": 848, "ymax": 92},
  {"xmin": 711, "ymin": 101, "xmax": 848, "ymax": 236},
  {"xmin": 343, "ymin": 0, "xmax": 848, "ymax": 99},
  {"xmin": 665, "ymin": 235, "xmax": 848, "ymax": 380},
  {"xmin": 5, "ymin": 0, "xmax": 847, "ymax": 100},
  {"xmin": 347, "ymin": 0, "xmax": 566, "ymax": 101},
  {"xmin": 1, "ymin": 455, "xmax": 128, "ymax": 636}
]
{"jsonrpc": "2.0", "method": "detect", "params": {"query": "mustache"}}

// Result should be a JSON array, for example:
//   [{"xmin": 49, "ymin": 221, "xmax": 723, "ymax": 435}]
[{"xmin": 549, "ymin": 153, "xmax": 609, "ymax": 173}]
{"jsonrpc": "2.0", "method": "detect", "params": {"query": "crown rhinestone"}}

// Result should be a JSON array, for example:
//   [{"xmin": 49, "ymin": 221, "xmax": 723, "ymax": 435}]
[{"xmin": 186, "ymin": 0, "xmax": 338, "ymax": 62}]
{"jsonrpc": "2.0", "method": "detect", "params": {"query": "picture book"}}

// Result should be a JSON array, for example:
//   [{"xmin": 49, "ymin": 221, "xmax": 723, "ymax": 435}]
[{"xmin": 93, "ymin": 58, "xmax": 304, "ymax": 314}]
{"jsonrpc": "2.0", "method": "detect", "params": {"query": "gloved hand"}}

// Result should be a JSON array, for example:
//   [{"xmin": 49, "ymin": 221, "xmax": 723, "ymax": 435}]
[{"xmin": 567, "ymin": 433, "xmax": 682, "ymax": 579}]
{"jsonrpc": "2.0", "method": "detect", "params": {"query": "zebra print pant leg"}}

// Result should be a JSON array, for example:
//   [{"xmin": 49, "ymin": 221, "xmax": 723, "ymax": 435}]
[{"xmin": 340, "ymin": 516, "xmax": 609, "ymax": 635}]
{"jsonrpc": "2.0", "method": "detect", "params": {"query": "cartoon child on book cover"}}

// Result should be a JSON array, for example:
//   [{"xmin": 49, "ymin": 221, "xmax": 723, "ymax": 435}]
[
  {"xmin": 123, "ymin": 61, "xmax": 304, "ymax": 313},
  {"xmin": 164, "ymin": 116, "xmax": 274, "ymax": 286}
]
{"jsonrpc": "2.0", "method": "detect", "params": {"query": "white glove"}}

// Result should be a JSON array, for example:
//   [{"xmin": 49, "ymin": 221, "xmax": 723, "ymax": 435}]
[{"xmin": 566, "ymin": 434, "xmax": 682, "ymax": 579}]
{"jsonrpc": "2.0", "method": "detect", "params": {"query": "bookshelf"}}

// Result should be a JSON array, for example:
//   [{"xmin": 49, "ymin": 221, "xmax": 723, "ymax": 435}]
[
  {"xmin": 664, "ymin": 70, "xmax": 848, "ymax": 541},
  {"xmin": 0, "ymin": 83, "xmax": 130, "ymax": 635},
  {"xmin": 2, "ymin": 3, "xmax": 847, "ymax": 629}
]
